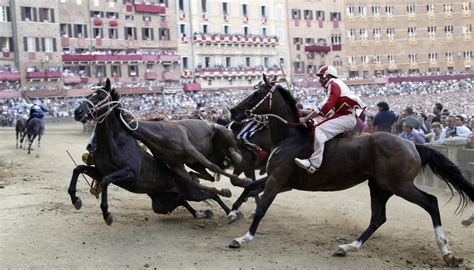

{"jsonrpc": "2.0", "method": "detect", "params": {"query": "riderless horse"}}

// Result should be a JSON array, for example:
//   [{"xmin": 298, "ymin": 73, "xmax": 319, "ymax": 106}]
[
  {"xmin": 15, "ymin": 118, "xmax": 26, "ymax": 149},
  {"xmin": 227, "ymin": 75, "xmax": 473, "ymax": 267},
  {"xmin": 70, "ymin": 79, "xmax": 231, "ymax": 225}
]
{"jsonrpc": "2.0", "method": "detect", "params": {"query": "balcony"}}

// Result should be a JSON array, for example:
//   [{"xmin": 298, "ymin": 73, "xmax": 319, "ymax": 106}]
[
  {"xmin": 134, "ymin": 3, "xmax": 166, "ymax": 14},
  {"xmin": 162, "ymin": 71, "xmax": 174, "ymax": 80},
  {"xmin": 95, "ymin": 54, "xmax": 142, "ymax": 61},
  {"xmin": 62, "ymin": 54, "xmax": 180, "ymax": 63},
  {"xmin": 81, "ymin": 77, "xmax": 90, "ymax": 83},
  {"xmin": 0, "ymin": 72, "xmax": 21, "ymax": 81},
  {"xmin": 304, "ymin": 45, "xmax": 331, "ymax": 53},
  {"xmin": 195, "ymin": 67, "xmax": 282, "ymax": 78},
  {"xmin": 62, "ymin": 55, "xmax": 95, "ymax": 61},
  {"xmin": 157, "ymin": 55, "xmax": 180, "ymax": 62},
  {"xmin": 331, "ymin": 44, "xmax": 342, "ymax": 51},
  {"xmin": 193, "ymin": 33, "xmax": 279, "ymax": 46},
  {"xmin": 183, "ymin": 83, "xmax": 201, "ymax": 91},
  {"xmin": 26, "ymin": 72, "xmax": 45, "ymax": 79},
  {"xmin": 46, "ymin": 71, "xmax": 62, "ymax": 78},
  {"xmin": 63, "ymin": 76, "xmax": 82, "ymax": 84},
  {"xmin": 145, "ymin": 71, "xmax": 157, "ymax": 80}
]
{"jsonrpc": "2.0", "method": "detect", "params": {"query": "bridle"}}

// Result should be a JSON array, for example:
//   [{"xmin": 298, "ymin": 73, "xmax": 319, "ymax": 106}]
[
  {"xmin": 245, "ymin": 84, "xmax": 277, "ymax": 117},
  {"xmin": 84, "ymin": 86, "xmax": 138, "ymax": 131}
]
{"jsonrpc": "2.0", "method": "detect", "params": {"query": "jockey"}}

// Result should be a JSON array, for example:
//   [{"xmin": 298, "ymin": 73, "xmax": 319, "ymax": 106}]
[
  {"xmin": 236, "ymin": 118, "xmax": 267, "ymax": 166},
  {"xmin": 295, "ymin": 65, "xmax": 366, "ymax": 173},
  {"xmin": 24, "ymin": 102, "xmax": 49, "ymax": 131}
]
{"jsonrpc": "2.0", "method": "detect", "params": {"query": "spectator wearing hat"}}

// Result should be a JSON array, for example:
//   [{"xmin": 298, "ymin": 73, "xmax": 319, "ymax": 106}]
[
  {"xmin": 399, "ymin": 122, "xmax": 425, "ymax": 144},
  {"xmin": 373, "ymin": 101, "xmax": 397, "ymax": 133}
]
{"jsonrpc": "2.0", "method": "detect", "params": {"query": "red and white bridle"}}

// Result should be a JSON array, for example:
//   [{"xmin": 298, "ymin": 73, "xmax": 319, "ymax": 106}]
[
  {"xmin": 246, "ymin": 84, "xmax": 277, "ymax": 117},
  {"xmin": 84, "ymin": 87, "xmax": 120, "ymax": 123}
]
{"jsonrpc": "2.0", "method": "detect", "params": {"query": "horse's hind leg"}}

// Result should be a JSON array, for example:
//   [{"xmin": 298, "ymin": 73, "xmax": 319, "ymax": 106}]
[
  {"xmin": 228, "ymin": 177, "xmax": 266, "ymax": 224},
  {"xmin": 181, "ymin": 199, "xmax": 213, "ymax": 219},
  {"xmin": 334, "ymin": 179, "xmax": 392, "ymax": 256},
  {"xmin": 394, "ymin": 182, "xmax": 463, "ymax": 267},
  {"xmin": 27, "ymin": 135, "xmax": 37, "ymax": 154},
  {"xmin": 37, "ymin": 134, "xmax": 41, "ymax": 147}
]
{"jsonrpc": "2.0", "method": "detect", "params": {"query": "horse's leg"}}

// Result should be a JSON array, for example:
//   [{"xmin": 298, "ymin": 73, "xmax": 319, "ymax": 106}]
[
  {"xmin": 229, "ymin": 175, "xmax": 281, "ymax": 248},
  {"xmin": 27, "ymin": 134, "xmax": 37, "ymax": 154},
  {"xmin": 228, "ymin": 177, "xmax": 267, "ymax": 224},
  {"xmin": 67, "ymin": 165, "xmax": 101, "ymax": 210},
  {"xmin": 393, "ymin": 182, "xmax": 463, "ymax": 267},
  {"xmin": 16, "ymin": 131, "xmax": 18, "ymax": 148},
  {"xmin": 210, "ymin": 193, "xmax": 231, "ymax": 215},
  {"xmin": 187, "ymin": 164, "xmax": 215, "ymax": 182},
  {"xmin": 99, "ymin": 167, "xmax": 136, "ymax": 225},
  {"xmin": 180, "ymin": 199, "xmax": 213, "ymax": 219},
  {"xmin": 334, "ymin": 179, "xmax": 392, "ymax": 256},
  {"xmin": 37, "ymin": 134, "xmax": 41, "ymax": 147},
  {"xmin": 184, "ymin": 146, "xmax": 251, "ymax": 187},
  {"xmin": 170, "ymin": 164, "xmax": 232, "ymax": 198}
]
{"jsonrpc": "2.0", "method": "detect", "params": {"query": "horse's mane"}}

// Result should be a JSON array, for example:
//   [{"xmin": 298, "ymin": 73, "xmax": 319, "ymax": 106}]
[
  {"xmin": 110, "ymin": 88, "xmax": 120, "ymax": 101},
  {"xmin": 274, "ymin": 85, "xmax": 301, "ymax": 119}
]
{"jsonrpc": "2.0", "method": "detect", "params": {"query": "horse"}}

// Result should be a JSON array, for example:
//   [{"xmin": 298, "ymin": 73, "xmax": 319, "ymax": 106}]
[
  {"xmin": 227, "ymin": 76, "xmax": 474, "ymax": 267},
  {"xmin": 19, "ymin": 118, "xmax": 44, "ymax": 154},
  {"xmin": 15, "ymin": 118, "xmax": 26, "ymax": 148},
  {"xmin": 71, "ymin": 79, "xmax": 231, "ymax": 225}
]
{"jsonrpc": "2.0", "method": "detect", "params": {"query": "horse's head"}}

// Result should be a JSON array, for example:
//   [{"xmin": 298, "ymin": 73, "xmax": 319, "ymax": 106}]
[
  {"xmin": 74, "ymin": 78, "xmax": 120, "ymax": 123},
  {"xmin": 230, "ymin": 74, "xmax": 277, "ymax": 122}
]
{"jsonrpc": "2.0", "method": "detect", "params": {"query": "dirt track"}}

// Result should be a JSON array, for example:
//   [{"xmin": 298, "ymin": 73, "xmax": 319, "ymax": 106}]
[{"xmin": 0, "ymin": 122, "xmax": 472, "ymax": 268}]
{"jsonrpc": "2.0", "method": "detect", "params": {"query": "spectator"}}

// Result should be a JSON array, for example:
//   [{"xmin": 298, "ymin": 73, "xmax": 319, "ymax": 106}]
[
  {"xmin": 445, "ymin": 115, "xmax": 471, "ymax": 139},
  {"xmin": 399, "ymin": 122, "xmax": 425, "ymax": 144},
  {"xmin": 432, "ymin": 103, "xmax": 443, "ymax": 123},
  {"xmin": 424, "ymin": 122, "xmax": 445, "ymax": 144},
  {"xmin": 373, "ymin": 101, "xmax": 397, "ymax": 133},
  {"xmin": 397, "ymin": 107, "xmax": 420, "ymax": 132},
  {"xmin": 362, "ymin": 115, "xmax": 375, "ymax": 134},
  {"xmin": 454, "ymin": 115, "xmax": 472, "ymax": 137}
]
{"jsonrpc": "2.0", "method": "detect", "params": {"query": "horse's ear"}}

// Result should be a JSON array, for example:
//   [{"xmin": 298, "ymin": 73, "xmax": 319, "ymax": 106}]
[
  {"xmin": 271, "ymin": 75, "xmax": 278, "ymax": 83},
  {"xmin": 263, "ymin": 73, "xmax": 269, "ymax": 85},
  {"xmin": 105, "ymin": 78, "xmax": 111, "ymax": 91}
]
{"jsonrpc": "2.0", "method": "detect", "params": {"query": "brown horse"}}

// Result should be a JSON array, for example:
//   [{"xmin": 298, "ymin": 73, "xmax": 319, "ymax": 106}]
[
  {"xmin": 228, "ymin": 77, "xmax": 474, "ymax": 267},
  {"xmin": 15, "ymin": 118, "xmax": 26, "ymax": 148}
]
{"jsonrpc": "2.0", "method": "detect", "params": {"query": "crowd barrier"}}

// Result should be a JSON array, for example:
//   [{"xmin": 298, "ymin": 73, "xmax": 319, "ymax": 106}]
[{"xmin": 43, "ymin": 117, "xmax": 75, "ymax": 123}]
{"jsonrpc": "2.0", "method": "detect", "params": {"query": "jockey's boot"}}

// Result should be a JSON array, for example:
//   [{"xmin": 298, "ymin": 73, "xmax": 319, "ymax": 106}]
[
  {"xmin": 254, "ymin": 148, "xmax": 268, "ymax": 166},
  {"xmin": 294, "ymin": 158, "xmax": 318, "ymax": 174}
]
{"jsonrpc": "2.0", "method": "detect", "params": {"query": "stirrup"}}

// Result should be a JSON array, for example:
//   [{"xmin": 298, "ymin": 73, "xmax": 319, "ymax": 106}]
[{"xmin": 294, "ymin": 158, "xmax": 318, "ymax": 174}]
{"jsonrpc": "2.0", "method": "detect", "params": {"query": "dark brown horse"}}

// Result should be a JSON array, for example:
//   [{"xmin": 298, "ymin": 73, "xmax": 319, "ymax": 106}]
[
  {"xmin": 71, "ymin": 79, "xmax": 231, "ymax": 225},
  {"xmin": 15, "ymin": 118, "xmax": 26, "ymax": 148},
  {"xmin": 227, "ymin": 77, "xmax": 474, "ymax": 266},
  {"xmin": 19, "ymin": 118, "xmax": 44, "ymax": 154}
]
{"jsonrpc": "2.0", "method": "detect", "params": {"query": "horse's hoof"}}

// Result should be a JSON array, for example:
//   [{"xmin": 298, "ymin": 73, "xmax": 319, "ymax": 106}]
[
  {"xmin": 443, "ymin": 253, "xmax": 463, "ymax": 267},
  {"xmin": 204, "ymin": 209, "xmax": 214, "ymax": 218},
  {"xmin": 333, "ymin": 247, "xmax": 347, "ymax": 257},
  {"xmin": 228, "ymin": 239, "xmax": 241, "ymax": 249},
  {"xmin": 73, "ymin": 198, "xmax": 82, "ymax": 210},
  {"xmin": 222, "ymin": 188, "xmax": 232, "ymax": 198},
  {"xmin": 105, "ymin": 214, "xmax": 113, "ymax": 225},
  {"xmin": 228, "ymin": 210, "xmax": 243, "ymax": 224}
]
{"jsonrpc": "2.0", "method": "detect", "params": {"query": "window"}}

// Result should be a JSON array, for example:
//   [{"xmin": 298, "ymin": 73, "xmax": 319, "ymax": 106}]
[
  {"xmin": 0, "ymin": 37, "xmax": 14, "ymax": 52},
  {"xmin": 444, "ymin": 3, "xmax": 452, "ymax": 13},
  {"xmin": 109, "ymin": 28, "xmax": 118, "ymax": 39},
  {"xmin": 96, "ymin": 65, "xmax": 106, "ymax": 77},
  {"xmin": 243, "ymin": 26, "xmax": 249, "ymax": 35},
  {"xmin": 408, "ymin": 27, "xmax": 416, "ymax": 38},
  {"xmin": 385, "ymin": 5, "xmax": 394, "ymax": 15},
  {"xmin": 202, "ymin": 24, "xmax": 208, "ymax": 33},
  {"xmin": 225, "ymin": 56, "xmax": 231, "ymax": 68},
  {"xmin": 428, "ymin": 52, "xmax": 438, "ymax": 61},
  {"xmin": 204, "ymin": 56, "xmax": 211, "ymax": 68},
  {"xmin": 348, "ymin": 29, "xmax": 356, "ymax": 41},
  {"xmin": 347, "ymin": 56, "xmax": 356, "ymax": 65},
  {"xmin": 93, "ymin": 28, "xmax": 103, "ymax": 38},
  {"xmin": 407, "ymin": 4, "xmax": 416, "ymax": 15},
  {"xmin": 331, "ymin": 34, "xmax": 341, "ymax": 44},
  {"xmin": 361, "ymin": 55, "xmax": 369, "ymax": 65},
  {"xmin": 60, "ymin": 24, "xmax": 72, "ymax": 37},
  {"xmin": 346, "ymin": 6, "xmax": 355, "ymax": 16},
  {"xmin": 128, "ymin": 65, "xmax": 138, "ymax": 77},
  {"xmin": 21, "ymin": 7, "xmax": 36, "ymax": 21},
  {"xmin": 125, "ymin": 27, "xmax": 137, "ymax": 39},
  {"xmin": 201, "ymin": 0, "xmax": 207, "ymax": 13},
  {"xmin": 242, "ymin": 4, "xmax": 248, "ymax": 17},
  {"xmin": 261, "ymin": 27, "xmax": 267, "ymax": 36},
  {"xmin": 106, "ymin": 12, "xmax": 118, "ymax": 19},
  {"xmin": 316, "ymin": 10, "xmax": 324, "ymax": 20},
  {"xmin": 143, "ymin": 16, "xmax": 151, "ymax": 22},
  {"xmin": 330, "ymin": 12, "xmax": 341, "ymax": 21},
  {"xmin": 373, "ymin": 28, "xmax": 381, "ymax": 40},
  {"xmin": 38, "ymin": 8, "xmax": 54, "ymax": 22},
  {"xmin": 142, "ymin": 28, "xmax": 154, "ymax": 40},
  {"xmin": 463, "ymin": 24, "xmax": 472, "ymax": 35},
  {"xmin": 222, "ymin": 2, "xmax": 229, "ymax": 15},
  {"xmin": 304, "ymin": 10, "xmax": 313, "ymax": 20},
  {"xmin": 125, "ymin": 15, "xmax": 134, "ymax": 21},
  {"xmin": 428, "ymin": 26, "xmax": 437, "ymax": 37},
  {"xmin": 387, "ymin": 54, "xmax": 395, "ymax": 64},
  {"xmin": 446, "ymin": 51, "xmax": 453, "ymax": 62},
  {"xmin": 180, "ymin": 24, "xmax": 187, "ymax": 36},
  {"xmin": 292, "ymin": 9, "xmax": 301, "ymax": 20},
  {"xmin": 261, "ymin": 5, "xmax": 267, "ymax": 18},
  {"xmin": 74, "ymin": 24, "xmax": 87, "ymax": 38},
  {"xmin": 462, "ymin": 2, "xmax": 471, "ymax": 12},
  {"xmin": 371, "ymin": 6, "xmax": 380, "ymax": 16},
  {"xmin": 464, "ymin": 51, "xmax": 473, "ymax": 60},
  {"xmin": 91, "ymin": 11, "xmax": 104, "ymax": 17},
  {"xmin": 222, "ymin": 25, "xmax": 230, "ymax": 34},
  {"xmin": 427, "ymin": 4, "xmax": 435, "ymax": 13},
  {"xmin": 182, "ymin": 57, "xmax": 188, "ymax": 70},
  {"xmin": 359, "ymin": 29, "xmax": 368, "ymax": 40},
  {"xmin": 408, "ymin": 53, "xmax": 417, "ymax": 62},
  {"xmin": 263, "ymin": 57, "xmax": 269, "ymax": 68},
  {"xmin": 276, "ymin": 6, "xmax": 283, "ymax": 21},
  {"xmin": 111, "ymin": 65, "xmax": 121, "ymax": 77},
  {"xmin": 245, "ymin": 57, "xmax": 251, "ymax": 67},
  {"xmin": 386, "ymin": 28, "xmax": 395, "ymax": 39},
  {"xmin": 159, "ymin": 28, "xmax": 170, "ymax": 40},
  {"xmin": 0, "ymin": 6, "xmax": 11, "ymax": 22},
  {"xmin": 41, "ymin": 38, "xmax": 55, "ymax": 52},
  {"xmin": 178, "ymin": 0, "xmax": 184, "ymax": 12},
  {"xmin": 276, "ymin": 27, "xmax": 284, "ymax": 41},
  {"xmin": 374, "ymin": 55, "xmax": 382, "ymax": 64},
  {"xmin": 445, "ymin": 25, "xmax": 454, "ymax": 36},
  {"xmin": 358, "ymin": 6, "xmax": 367, "ymax": 16}
]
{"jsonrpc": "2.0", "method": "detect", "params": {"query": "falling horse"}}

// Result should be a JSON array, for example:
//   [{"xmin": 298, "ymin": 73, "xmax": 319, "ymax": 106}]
[
  {"xmin": 15, "ymin": 118, "xmax": 26, "ymax": 148},
  {"xmin": 19, "ymin": 118, "xmax": 44, "ymax": 154},
  {"xmin": 70, "ymin": 79, "xmax": 231, "ymax": 225},
  {"xmin": 227, "ymin": 76, "xmax": 474, "ymax": 266}
]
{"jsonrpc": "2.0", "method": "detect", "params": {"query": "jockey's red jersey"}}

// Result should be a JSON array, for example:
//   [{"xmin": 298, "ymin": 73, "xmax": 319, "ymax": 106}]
[{"xmin": 317, "ymin": 78, "xmax": 366, "ymax": 117}]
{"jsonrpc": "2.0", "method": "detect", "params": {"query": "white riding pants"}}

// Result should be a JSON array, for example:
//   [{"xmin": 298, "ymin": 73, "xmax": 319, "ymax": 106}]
[{"xmin": 309, "ymin": 114, "xmax": 357, "ymax": 168}]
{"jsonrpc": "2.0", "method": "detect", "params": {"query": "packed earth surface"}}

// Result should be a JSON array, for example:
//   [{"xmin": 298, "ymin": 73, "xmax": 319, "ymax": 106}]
[{"xmin": 0, "ymin": 122, "xmax": 473, "ymax": 268}]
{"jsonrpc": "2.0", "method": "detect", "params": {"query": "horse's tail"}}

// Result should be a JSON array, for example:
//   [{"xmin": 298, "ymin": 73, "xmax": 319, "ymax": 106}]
[
  {"xmin": 212, "ymin": 123, "xmax": 242, "ymax": 165},
  {"xmin": 415, "ymin": 144, "xmax": 474, "ymax": 213}
]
